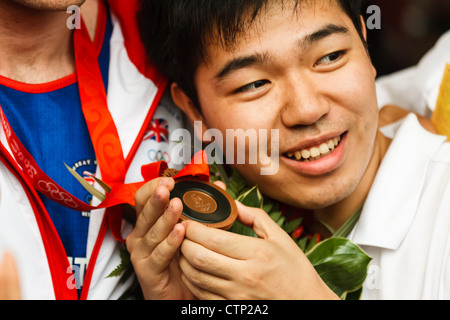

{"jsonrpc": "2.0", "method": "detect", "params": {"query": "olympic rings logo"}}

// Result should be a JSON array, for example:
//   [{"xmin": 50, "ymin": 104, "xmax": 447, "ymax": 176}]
[
  {"xmin": 147, "ymin": 149, "xmax": 171, "ymax": 163},
  {"xmin": 2, "ymin": 117, "xmax": 11, "ymax": 138},
  {"xmin": 37, "ymin": 180, "xmax": 79, "ymax": 209},
  {"xmin": 9, "ymin": 139, "xmax": 38, "ymax": 179}
]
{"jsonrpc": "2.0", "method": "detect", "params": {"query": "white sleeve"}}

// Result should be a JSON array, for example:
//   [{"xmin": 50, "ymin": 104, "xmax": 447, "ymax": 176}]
[{"xmin": 376, "ymin": 30, "xmax": 450, "ymax": 117}]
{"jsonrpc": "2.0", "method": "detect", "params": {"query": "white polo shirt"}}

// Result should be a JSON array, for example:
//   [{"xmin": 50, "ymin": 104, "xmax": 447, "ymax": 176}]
[{"xmin": 348, "ymin": 114, "xmax": 450, "ymax": 299}]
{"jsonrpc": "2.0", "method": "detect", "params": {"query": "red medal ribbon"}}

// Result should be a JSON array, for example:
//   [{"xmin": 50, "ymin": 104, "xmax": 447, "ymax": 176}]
[
  {"xmin": 0, "ymin": 20, "xmax": 136, "ymax": 241},
  {"xmin": 74, "ymin": 19, "xmax": 126, "ymax": 186},
  {"xmin": 0, "ymin": 108, "xmax": 99, "ymax": 213},
  {"xmin": 0, "ymin": 102, "xmax": 209, "ymax": 212},
  {"xmin": 0, "ymin": 98, "xmax": 210, "ymax": 224},
  {"xmin": 141, "ymin": 150, "xmax": 210, "ymax": 182}
]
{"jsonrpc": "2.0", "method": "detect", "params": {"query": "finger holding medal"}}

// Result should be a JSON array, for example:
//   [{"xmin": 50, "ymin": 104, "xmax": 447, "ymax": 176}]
[
  {"xmin": 126, "ymin": 177, "xmax": 195, "ymax": 300},
  {"xmin": 179, "ymin": 201, "xmax": 339, "ymax": 300}
]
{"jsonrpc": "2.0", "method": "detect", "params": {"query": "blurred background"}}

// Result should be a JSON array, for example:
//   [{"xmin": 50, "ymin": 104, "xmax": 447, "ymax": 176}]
[{"xmin": 363, "ymin": 0, "xmax": 450, "ymax": 77}]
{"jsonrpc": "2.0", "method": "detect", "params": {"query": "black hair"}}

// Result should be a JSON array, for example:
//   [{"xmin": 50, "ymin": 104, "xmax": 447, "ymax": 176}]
[{"xmin": 137, "ymin": 0, "xmax": 365, "ymax": 108}]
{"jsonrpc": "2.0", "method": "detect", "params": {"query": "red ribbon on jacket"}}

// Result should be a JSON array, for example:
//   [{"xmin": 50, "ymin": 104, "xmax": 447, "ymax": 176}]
[
  {"xmin": 0, "ymin": 100, "xmax": 210, "ymax": 239},
  {"xmin": 141, "ymin": 150, "xmax": 210, "ymax": 182},
  {"xmin": 0, "ymin": 12, "xmax": 210, "ymax": 242},
  {"xmin": 87, "ymin": 150, "xmax": 211, "ymax": 241},
  {"xmin": 0, "ymin": 94, "xmax": 209, "ymax": 231}
]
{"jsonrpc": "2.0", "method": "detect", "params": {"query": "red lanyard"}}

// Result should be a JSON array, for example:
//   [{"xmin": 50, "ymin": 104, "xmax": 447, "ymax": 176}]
[
  {"xmin": 0, "ymin": 9, "xmax": 209, "ymax": 299},
  {"xmin": 75, "ymin": 18, "xmax": 125, "ymax": 186},
  {"xmin": 0, "ymin": 13, "xmax": 211, "ymax": 232},
  {"xmin": 0, "ymin": 19, "xmax": 149, "ymax": 239}
]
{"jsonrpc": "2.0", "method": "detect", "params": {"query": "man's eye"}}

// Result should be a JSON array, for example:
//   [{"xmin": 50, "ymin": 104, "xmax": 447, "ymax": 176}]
[
  {"xmin": 236, "ymin": 79, "xmax": 270, "ymax": 93},
  {"xmin": 315, "ymin": 51, "xmax": 345, "ymax": 67}
]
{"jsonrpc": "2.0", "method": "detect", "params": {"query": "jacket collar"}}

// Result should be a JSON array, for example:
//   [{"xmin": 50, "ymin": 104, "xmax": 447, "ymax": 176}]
[{"xmin": 348, "ymin": 114, "xmax": 447, "ymax": 250}]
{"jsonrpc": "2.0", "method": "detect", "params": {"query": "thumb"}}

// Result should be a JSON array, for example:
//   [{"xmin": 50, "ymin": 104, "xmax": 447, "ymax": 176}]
[{"xmin": 235, "ymin": 201, "xmax": 282, "ymax": 240}]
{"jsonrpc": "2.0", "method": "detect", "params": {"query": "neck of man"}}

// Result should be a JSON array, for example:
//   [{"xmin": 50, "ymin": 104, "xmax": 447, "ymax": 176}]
[
  {"xmin": 314, "ymin": 130, "xmax": 392, "ymax": 234},
  {"xmin": 0, "ymin": 0, "xmax": 98, "ymax": 84}
]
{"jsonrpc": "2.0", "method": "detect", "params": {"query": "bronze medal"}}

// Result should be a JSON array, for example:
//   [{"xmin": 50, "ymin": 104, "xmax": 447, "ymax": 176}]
[{"xmin": 170, "ymin": 178, "xmax": 238, "ymax": 230}]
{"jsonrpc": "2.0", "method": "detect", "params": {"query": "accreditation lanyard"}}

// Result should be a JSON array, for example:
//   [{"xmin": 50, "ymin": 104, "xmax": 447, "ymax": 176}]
[{"xmin": 0, "ymin": 20, "xmax": 144, "ymax": 240}]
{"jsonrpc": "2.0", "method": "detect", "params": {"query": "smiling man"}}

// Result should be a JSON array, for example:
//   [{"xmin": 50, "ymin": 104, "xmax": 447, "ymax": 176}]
[{"xmin": 127, "ymin": 0, "xmax": 450, "ymax": 299}]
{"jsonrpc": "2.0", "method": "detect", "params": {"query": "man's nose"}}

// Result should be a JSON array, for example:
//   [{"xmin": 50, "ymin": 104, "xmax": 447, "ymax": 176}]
[{"xmin": 280, "ymin": 73, "xmax": 330, "ymax": 127}]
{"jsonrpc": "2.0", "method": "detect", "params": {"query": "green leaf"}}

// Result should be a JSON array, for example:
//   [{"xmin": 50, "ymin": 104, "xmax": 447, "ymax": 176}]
[
  {"xmin": 269, "ymin": 210, "xmax": 282, "ymax": 223},
  {"xmin": 276, "ymin": 216, "xmax": 285, "ymax": 227},
  {"xmin": 207, "ymin": 163, "xmax": 371, "ymax": 300},
  {"xmin": 228, "ymin": 221, "xmax": 257, "ymax": 238},
  {"xmin": 262, "ymin": 201, "xmax": 274, "ymax": 213},
  {"xmin": 236, "ymin": 186, "xmax": 263, "ymax": 209},
  {"xmin": 263, "ymin": 200, "xmax": 279, "ymax": 214},
  {"xmin": 107, "ymin": 246, "xmax": 131, "ymax": 279},
  {"xmin": 305, "ymin": 233, "xmax": 320, "ymax": 253},
  {"xmin": 333, "ymin": 206, "xmax": 363, "ymax": 238},
  {"xmin": 107, "ymin": 245, "xmax": 144, "ymax": 300},
  {"xmin": 229, "ymin": 168, "xmax": 248, "ymax": 195},
  {"xmin": 345, "ymin": 287, "xmax": 363, "ymax": 300},
  {"xmin": 210, "ymin": 163, "xmax": 230, "ymax": 186},
  {"xmin": 283, "ymin": 217, "xmax": 303, "ymax": 234},
  {"xmin": 297, "ymin": 237, "xmax": 308, "ymax": 252},
  {"xmin": 306, "ymin": 237, "xmax": 372, "ymax": 299},
  {"xmin": 226, "ymin": 187, "xmax": 237, "ymax": 200}
]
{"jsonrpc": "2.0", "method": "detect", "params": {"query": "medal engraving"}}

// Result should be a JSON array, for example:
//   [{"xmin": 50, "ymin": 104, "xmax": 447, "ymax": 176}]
[
  {"xmin": 183, "ymin": 191, "xmax": 218, "ymax": 214},
  {"xmin": 170, "ymin": 178, "xmax": 238, "ymax": 230}
]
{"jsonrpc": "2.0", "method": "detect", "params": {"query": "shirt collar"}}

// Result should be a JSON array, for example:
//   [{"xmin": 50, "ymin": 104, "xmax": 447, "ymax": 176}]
[{"xmin": 349, "ymin": 114, "xmax": 447, "ymax": 250}]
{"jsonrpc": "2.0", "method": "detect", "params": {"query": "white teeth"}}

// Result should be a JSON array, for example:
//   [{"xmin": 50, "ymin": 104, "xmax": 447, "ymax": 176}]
[
  {"xmin": 287, "ymin": 135, "xmax": 342, "ymax": 161},
  {"xmin": 333, "ymin": 136, "xmax": 341, "ymax": 146},
  {"xmin": 319, "ymin": 143, "xmax": 329, "ymax": 155},
  {"xmin": 328, "ymin": 140, "xmax": 335, "ymax": 150},
  {"xmin": 301, "ymin": 150, "xmax": 310, "ymax": 159},
  {"xmin": 310, "ymin": 147, "xmax": 320, "ymax": 158}
]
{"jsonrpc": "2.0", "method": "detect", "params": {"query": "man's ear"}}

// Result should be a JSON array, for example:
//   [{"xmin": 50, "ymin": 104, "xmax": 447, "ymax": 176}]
[
  {"xmin": 360, "ymin": 15, "xmax": 377, "ymax": 78},
  {"xmin": 171, "ymin": 82, "xmax": 209, "ymax": 142},
  {"xmin": 360, "ymin": 15, "xmax": 368, "ymax": 42}
]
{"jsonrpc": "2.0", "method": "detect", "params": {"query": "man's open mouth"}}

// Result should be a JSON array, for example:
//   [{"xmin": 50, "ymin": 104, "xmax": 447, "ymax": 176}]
[{"xmin": 284, "ymin": 134, "xmax": 343, "ymax": 162}]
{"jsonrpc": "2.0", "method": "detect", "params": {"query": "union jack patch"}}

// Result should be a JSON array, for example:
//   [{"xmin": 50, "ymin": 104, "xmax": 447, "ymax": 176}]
[{"xmin": 143, "ymin": 118, "xmax": 169, "ymax": 143}]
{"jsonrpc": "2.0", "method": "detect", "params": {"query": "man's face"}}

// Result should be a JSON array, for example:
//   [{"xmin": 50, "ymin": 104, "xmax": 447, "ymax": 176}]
[{"xmin": 193, "ymin": 0, "xmax": 379, "ymax": 210}]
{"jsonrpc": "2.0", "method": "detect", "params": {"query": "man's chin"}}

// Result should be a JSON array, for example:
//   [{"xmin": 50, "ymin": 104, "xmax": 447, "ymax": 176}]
[
  {"xmin": 11, "ymin": 0, "xmax": 86, "ymax": 11},
  {"xmin": 271, "ymin": 185, "xmax": 355, "ymax": 211}
]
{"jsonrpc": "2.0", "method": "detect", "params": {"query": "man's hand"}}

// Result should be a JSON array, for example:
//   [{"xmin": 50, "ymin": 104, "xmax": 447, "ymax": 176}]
[
  {"xmin": 179, "ymin": 201, "xmax": 339, "ymax": 300},
  {"xmin": 126, "ymin": 177, "xmax": 195, "ymax": 300}
]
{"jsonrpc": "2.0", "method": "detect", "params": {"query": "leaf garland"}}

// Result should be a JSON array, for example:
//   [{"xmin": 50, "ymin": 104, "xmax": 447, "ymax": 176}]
[
  {"xmin": 210, "ymin": 163, "xmax": 372, "ymax": 300},
  {"xmin": 69, "ymin": 161, "xmax": 371, "ymax": 300}
]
